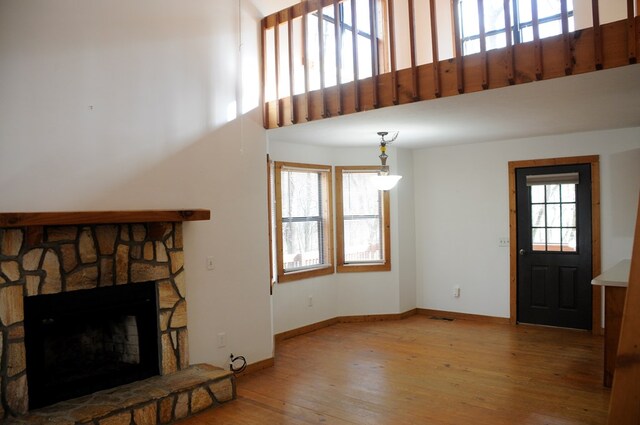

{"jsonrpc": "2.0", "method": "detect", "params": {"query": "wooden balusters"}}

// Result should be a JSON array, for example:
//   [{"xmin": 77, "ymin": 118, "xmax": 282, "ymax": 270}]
[
  {"xmin": 429, "ymin": 0, "xmax": 441, "ymax": 97},
  {"xmin": 334, "ymin": 0, "xmax": 344, "ymax": 115},
  {"xmin": 387, "ymin": 0, "xmax": 399, "ymax": 104},
  {"xmin": 477, "ymin": 0, "xmax": 488, "ymax": 89},
  {"xmin": 302, "ymin": 2, "xmax": 311, "ymax": 120},
  {"xmin": 452, "ymin": 0, "xmax": 465, "ymax": 94},
  {"xmin": 561, "ymin": 0, "xmax": 572, "ymax": 75},
  {"xmin": 287, "ymin": 8, "xmax": 297, "ymax": 124},
  {"xmin": 261, "ymin": 19, "xmax": 268, "ymax": 127},
  {"xmin": 504, "ymin": 0, "xmax": 515, "ymax": 84},
  {"xmin": 592, "ymin": 0, "xmax": 603, "ymax": 70},
  {"xmin": 318, "ymin": 1, "xmax": 328, "ymax": 118},
  {"xmin": 408, "ymin": 0, "xmax": 420, "ymax": 100},
  {"xmin": 275, "ymin": 12, "xmax": 282, "ymax": 126},
  {"xmin": 532, "ymin": 0, "xmax": 543, "ymax": 80},
  {"xmin": 369, "ymin": 0, "xmax": 380, "ymax": 108},
  {"xmin": 261, "ymin": 0, "xmax": 640, "ymax": 129},
  {"xmin": 628, "ymin": 0, "xmax": 638, "ymax": 63},
  {"xmin": 351, "ymin": 0, "xmax": 361, "ymax": 111}
]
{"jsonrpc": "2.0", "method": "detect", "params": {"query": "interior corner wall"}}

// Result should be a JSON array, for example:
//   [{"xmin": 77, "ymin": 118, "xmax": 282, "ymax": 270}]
[
  {"xmin": 0, "ymin": 0, "xmax": 273, "ymax": 369},
  {"xmin": 413, "ymin": 127, "xmax": 640, "ymax": 318},
  {"xmin": 267, "ymin": 140, "xmax": 416, "ymax": 334}
]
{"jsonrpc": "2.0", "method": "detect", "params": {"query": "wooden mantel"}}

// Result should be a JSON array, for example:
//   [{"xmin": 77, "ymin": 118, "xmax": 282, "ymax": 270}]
[{"xmin": 0, "ymin": 209, "xmax": 211, "ymax": 228}]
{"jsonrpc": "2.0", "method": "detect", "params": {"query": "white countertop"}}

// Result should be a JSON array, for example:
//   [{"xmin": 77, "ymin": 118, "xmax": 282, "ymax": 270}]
[{"xmin": 591, "ymin": 259, "xmax": 631, "ymax": 287}]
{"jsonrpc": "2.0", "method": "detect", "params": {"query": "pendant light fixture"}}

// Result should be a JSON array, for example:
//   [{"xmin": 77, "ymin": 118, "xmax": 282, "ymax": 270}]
[{"xmin": 371, "ymin": 131, "xmax": 402, "ymax": 191}]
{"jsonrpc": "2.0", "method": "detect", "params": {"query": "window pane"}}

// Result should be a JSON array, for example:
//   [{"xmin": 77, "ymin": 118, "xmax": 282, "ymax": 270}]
[
  {"xmin": 344, "ymin": 218, "xmax": 382, "ymax": 262},
  {"xmin": 538, "ymin": 0, "xmax": 561, "ymax": 19},
  {"xmin": 281, "ymin": 170, "xmax": 320, "ymax": 218},
  {"xmin": 282, "ymin": 221, "xmax": 321, "ymax": 270},
  {"xmin": 546, "ymin": 184, "xmax": 560, "ymax": 203},
  {"xmin": 562, "ymin": 228, "xmax": 577, "ymax": 252},
  {"xmin": 484, "ymin": 1, "xmax": 505, "ymax": 33},
  {"xmin": 531, "ymin": 185, "xmax": 545, "ymax": 203},
  {"xmin": 518, "ymin": 0, "xmax": 532, "ymax": 24},
  {"xmin": 539, "ymin": 20, "xmax": 562, "ymax": 38},
  {"xmin": 322, "ymin": 6, "xmax": 337, "ymax": 87},
  {"xmin": 486, "ymin": 33, "xmax": 506, "ymax": 50},
  {"xmin": 343, "ymin": 173, "xmax": 380, "ymax": 215},
  {"xmin": 562, "ymin": 204, "xmax": 576, "ymax": 227},
  {"xmin": 546, "ymin": 204, "xmax": 561, "ymax": 227},
  {"xmin": 561, "ymin": 184, "xmax": 575, "ymax": 202},
  {"xmin": 531, "ymin": 204, "xmax": 546, "ymax": 227},
  {"xmin": 532, "ymin": 228, "xmax": 546, "ymax": 251},
  {"xmin": 307, "ymin": 14, "xmax": 321, "ymax": 91},
  {"xmin": 547, "ymin": 228, "xmax": 561, "ymax": 251}
]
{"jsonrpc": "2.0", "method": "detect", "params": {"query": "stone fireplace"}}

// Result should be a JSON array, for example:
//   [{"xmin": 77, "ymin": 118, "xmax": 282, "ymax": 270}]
[{"xmin": 0, "ymin": 213, "xmax": 197, "ymax": 419}]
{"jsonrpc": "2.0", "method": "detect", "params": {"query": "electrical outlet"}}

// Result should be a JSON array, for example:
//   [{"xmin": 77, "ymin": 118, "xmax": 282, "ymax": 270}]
[
  {"xmin": 217, "ymin": 332, "xmax": 226, "ymax": 348},
  {"xmin": 307, "ymin": 295, "xmax": 313, "ymax": 307},
  {"xmin": 498, "ymin": 237, "xmax": 510, "ymax": 247},
  {"xmin": 206, "ymin": 256, "xmax": 215, "ymax": 270},
  {"xmin": 453, "ymin": 286, "xmax": 461, "ymax": 298}
]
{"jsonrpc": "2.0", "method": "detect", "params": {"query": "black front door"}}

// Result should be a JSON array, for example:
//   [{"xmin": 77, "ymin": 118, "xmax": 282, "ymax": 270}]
[{"xmin": 516, "ymin": 164, "xmax": 592, "ymax": 330}]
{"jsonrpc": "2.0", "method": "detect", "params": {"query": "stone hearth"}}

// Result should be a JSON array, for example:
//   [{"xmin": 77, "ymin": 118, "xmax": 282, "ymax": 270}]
[
  {"xmin": 0, "ymin": 211, "xmax": 220, "ymax": 422},
  {"xmin": 4, "ymin": 364, "xmax": 235, "ymax": 425}
]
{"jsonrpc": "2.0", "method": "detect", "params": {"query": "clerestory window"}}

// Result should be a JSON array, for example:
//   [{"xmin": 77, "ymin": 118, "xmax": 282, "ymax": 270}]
[{"xmin": 458, "ymin": 0, "xmax": 575, "ymax": 56}]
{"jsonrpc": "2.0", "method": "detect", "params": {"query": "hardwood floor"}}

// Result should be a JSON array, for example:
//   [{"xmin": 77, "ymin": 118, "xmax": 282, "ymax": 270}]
[{"xmin": 178, "ymin": 315, "xmax": 610, "ymax": 424}]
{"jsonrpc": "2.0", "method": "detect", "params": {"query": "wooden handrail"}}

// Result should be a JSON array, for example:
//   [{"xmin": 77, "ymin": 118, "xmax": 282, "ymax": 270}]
[{"xmin": 261, "ymin": 0, "xmax": 640, "ymax": 129}]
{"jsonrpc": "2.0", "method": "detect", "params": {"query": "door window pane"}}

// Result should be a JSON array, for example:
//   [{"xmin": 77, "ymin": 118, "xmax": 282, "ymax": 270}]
[
  {"xmin": 546, "ymin": 184, "xmax": 560, "ymax": 202},
  {"xmin": 531, "ymin": 185, "xmax": 545, "ymax": 203},
  {"xmin": 561, "ymin": 184, "xmax": 575, "ymax": 202},
  {"xmin": 562, "ymin": 204, "xmax": 576, "ymax": 227},
  {"xmin": 529, "ymin": 182, "xmax": 578, "ymax": 253},
  {"xmin": 532, "ymin": 228, "xmax": 546, "ymax": 251}
]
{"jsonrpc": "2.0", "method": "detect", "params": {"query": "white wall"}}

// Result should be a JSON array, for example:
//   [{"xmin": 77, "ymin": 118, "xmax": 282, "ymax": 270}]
[
  {"xmin": 414, "ymin": 127, "xmax": 640, "ymax": 318},
  {"xmin": 0, "ymin": 0, "xmax": 273, "ymax": 368},
  {"xmin": 267, "ymin": 140, "xmax": 417, "ymax": 334}
]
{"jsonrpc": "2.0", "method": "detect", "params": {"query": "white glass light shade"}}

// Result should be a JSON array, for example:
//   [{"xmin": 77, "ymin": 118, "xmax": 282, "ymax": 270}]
[{"xmin": 371, "ymin": 174, "xmax": 402, "ymax": 191}]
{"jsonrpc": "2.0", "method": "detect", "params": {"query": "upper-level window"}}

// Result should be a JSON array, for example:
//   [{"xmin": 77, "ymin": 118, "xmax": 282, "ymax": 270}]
[
  {"xmin": 335, "ymin": 166, "xmax": 390, "ymax": 272},
  {"xmin": 458, "ymin": 0, "xmax": 575, "ymax": 55},
  {"xmin": 274, "ymin": 162, "xmax": 334, "ymax": 282}
]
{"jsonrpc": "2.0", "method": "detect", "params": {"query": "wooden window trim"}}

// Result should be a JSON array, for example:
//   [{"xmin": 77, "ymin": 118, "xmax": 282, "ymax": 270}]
[
  {"xmin": 336, "ymin": 166, "xmax": 391, "ymax": 273},
  {"xmin": 274, "ymin": 161, "xmax": 335, "ymax": 283}
]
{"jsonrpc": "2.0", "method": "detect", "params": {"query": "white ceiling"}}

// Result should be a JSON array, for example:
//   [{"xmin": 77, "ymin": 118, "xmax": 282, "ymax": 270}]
[{"xmin": 266, "ymin": 63, "xmax": 640, "ymax": 149}]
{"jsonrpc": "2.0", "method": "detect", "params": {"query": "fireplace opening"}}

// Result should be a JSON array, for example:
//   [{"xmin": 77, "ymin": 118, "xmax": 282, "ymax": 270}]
[{"xmin": 24, "ymin": 281, "xmax": 160, "ymax": 409}]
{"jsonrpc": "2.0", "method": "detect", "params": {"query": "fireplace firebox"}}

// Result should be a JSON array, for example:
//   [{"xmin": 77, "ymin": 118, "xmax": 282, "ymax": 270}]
[{"xmin": 24, "ymin": 282, "xmax": 160, "ymax": 409}]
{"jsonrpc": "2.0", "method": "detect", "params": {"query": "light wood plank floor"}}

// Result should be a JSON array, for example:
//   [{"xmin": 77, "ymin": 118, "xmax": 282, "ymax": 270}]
[{"xmin": 178, "ymin": 315, "xmax": 610, "ymax": 424}]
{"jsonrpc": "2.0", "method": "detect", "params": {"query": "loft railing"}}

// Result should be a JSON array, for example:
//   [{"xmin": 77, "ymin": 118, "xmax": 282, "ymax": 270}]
[{"xmin": 261, "ymin": 0, "xmax": 639, "ymax": 129}]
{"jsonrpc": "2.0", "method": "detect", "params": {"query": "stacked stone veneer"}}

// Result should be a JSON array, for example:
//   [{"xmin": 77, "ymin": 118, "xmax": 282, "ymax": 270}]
[{"xmin": 0, "ymin": 222, "xmax": 189, "ymax": 419}]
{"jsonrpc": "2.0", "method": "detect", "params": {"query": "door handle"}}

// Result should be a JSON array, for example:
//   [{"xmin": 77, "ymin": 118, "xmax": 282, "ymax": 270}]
[{"xmin": 519, "ymin": 249, "xmax": 526, "ymax": 256}]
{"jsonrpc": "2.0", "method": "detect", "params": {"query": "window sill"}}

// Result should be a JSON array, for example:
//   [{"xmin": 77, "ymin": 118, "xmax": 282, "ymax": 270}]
[
  {"xmin": 278, "ymin": 265, "xmax": 334, "ymax": 283},
  {"xmin": 337, "ymin": 263, "xmax": 391, "ymax": 273}
]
